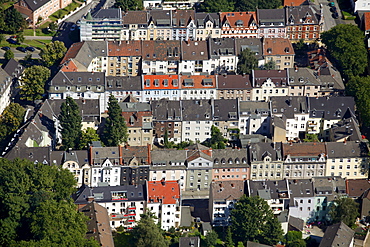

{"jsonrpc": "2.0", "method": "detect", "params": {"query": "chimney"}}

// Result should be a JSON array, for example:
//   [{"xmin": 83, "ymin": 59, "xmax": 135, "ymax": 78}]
[{"xmin": 87, "ymin": 196, "xmax": 94, "ymax": 203}]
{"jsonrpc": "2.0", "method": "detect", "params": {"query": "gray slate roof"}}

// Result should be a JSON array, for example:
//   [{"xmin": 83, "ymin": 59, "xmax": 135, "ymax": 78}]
[
  {"xmin": 92, "ymin": 8, "xmax": 122, "ymax": 19},
  {"xmin": 308, "ymin": 96, "xmax": 355, "ymax": 120},
  {"xmin": 182, "ymin": 99, "xmax": 212, "ymax": 121},
  {"xmin": 288, "ymin": 179, "xmax": 314, "ymax": 199},
  {"xmin": 3, "ymin": 58, "xmax": 24, "ymax": 78},
  {"xmin": 152, "ymin": 99, "xmax": 181, "ymax": 121},
  {"xmin": 106, "ymin": 76, "xmax": 142, "ymax": 91},
  {"xmin": 326, "ymin": 141, "xmax": 369, "ymax": 159},
  {"xmin": 319, "ymin": 222, "xmax": 354, "ymax": 247},
  {"xmin": 213, "ymin": 99, "xmax": 238, "ymax": 121},
  {"xmin": 270, "ymin": 96, "xmax": 308, "ymax": 118},
  {"xmin": 287, "ymin": 67, "xmax": 321, "ymax": 86},
  {"xmin": 247, "ymin": 180, "xmax": 289, "ymax": 200},
  {"xmin": 249, "ymin": 142, "xmax": 283, "ymax": 162}
]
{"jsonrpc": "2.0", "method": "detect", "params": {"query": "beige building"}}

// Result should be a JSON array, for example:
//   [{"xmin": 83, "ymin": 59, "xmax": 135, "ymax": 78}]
[
  {"xmin": 263, "ymin": 38, "xmax": 295, "ymax": 70},
  {"xmin": 195, "ymin": 13, "xmax": 222, "ymax": 40},
  {"xmin": 216, "ymin": 75, "xmax": 253, "ymax": 101},
  {"xmin": 287, "ymin": 68, "xmax": 322, "ymax": 97},
  {"xmin": 107, "ymin": 41, "xmax": 142, "ymax": 76},
  {"xmin": 325, "ymin": 142, "xmax": 369, "ymax": 179}
]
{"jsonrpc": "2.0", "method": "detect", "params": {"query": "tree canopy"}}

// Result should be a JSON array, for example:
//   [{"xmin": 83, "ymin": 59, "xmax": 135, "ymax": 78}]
[
  {"xmin": 286, "ymin": 231, "xmax": 306, "ymax": 247},
  {"xmin": 0, "ymin": 7, "xmax": 26, "ymax": 34},
  {"xmin": 230, "ymin": 195, "xmax": 284, "ymax": 246},
  {"xmin": 130, "ymin": 212, "xmax": 169, "ymax": 247},
  {"xmin": 321, "ymin": 24, "xmax": 367, "ymax": 78},
  {"xmin": 199, "ymin": 0, "xmax": 281, "ymax": 12},
  {"xmin": 199, "ymin": 0, "xmax": 234, "ymax": 12},
  {"xmin": 0, "ymin": 103, "xmax": 25, "ymax": 149},
  {"xmin": 4, "ymin": 49, "xmax": 14, "ymax": 60},
  {"xmin": 79, "ymin": 127, "xmax": 101, "ymax": 150},
  {"xmin": 40, "ymin": 41, "xmax": 67, "ymax": 67},
  {"xmin": 20, "ymin": 65, "xmax": 50, "ymax": 102},
  {"xmin": 346, "ymin": 76, "xmax": 370, "ymax": 127},
  {"xmin": 202, "ymin": 125, "xmax": 226, "ymax": 149},
  {"xmin": 114, "ymin": 0, "xmax": 143, "ymax": 11},
  {"xmin": 237, "ymin": 48, "xmax": 258, "ymax": 75},
  {"xmin": 59, "ymin": 97, "xmax": 83, "ymax": 150},
  {"xmin": 101, "ymin": 95, "xmax": 128, "ymax": 147},
  {"xmin": 329, "ymin": 197, "xmax": 359, "ymax": 227},
  {"xmin": 0, "ymin": 158, "xmax": 98, "ymax": 246}
]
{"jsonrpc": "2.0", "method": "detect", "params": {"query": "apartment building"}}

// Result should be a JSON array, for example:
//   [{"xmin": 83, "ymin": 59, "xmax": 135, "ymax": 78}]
[
  {"xmin": 208, "ymin": 38, "xmax": 238, "ymax": 74},
  {"xmin": 249, "ymin": 142, "xmax": 284, "ymax": 180},
  {"xmin": 106, "ymin": 76, "xmax": 143, "ymax": 103},
  {"xmin": 325, "ymin": 141, "xmax": 369, "ymax": 179},
  {"xmin": 262, "ymin": 38, "xmax": 295, "ymax": 70},
  {"xmin": 61, "ymin": 150, "xmax": 91, "ymax": 187},
  {"xmin": 252, "ymin": 70, "xmax": 289, "ymax": 101},
  {"xmin": 283, "ymin": 142, "xmax": 326, "ymax": 179},
  {"xmin": 285, "ymin": 5, "xmax": 323, "ymax": 41},
  {"xmin": 180, "ymin": 75, "xmax": 216, "ymax": 100},
  {"xmin": 209, "ymin": 180, "xmax": 245, "ymax": 226},
  {"xmin": 216, "ymin": 75, "xmax": 252, "ymax": 101},
  {"xmin": 107, "ymin": 41, "xmax": 142, "ymax": 76},
  {"xmin": 213, "ymin": 99, "xmax": 239, "ymax": 140},
  {"xmin": 212, "ymin": 149, "xmax": 249, "ymax": 181},
  {"xmin": 239, "ymin": 101, "xmax": 270, "ymax": 135},
  {"xmin": 195, "ymin": 13, "xmax": 221, "ymax": 40},
  {"xmin": 287, "ymin": 67, "xmax": 322, "ymax": 97},
  {"xmin": 142, "ymin": 74, "xmax": 180, "ymax": 101},
  {"xmin": 220, "ymin": 12, "xmax": 258, "ymax": 38},
  {"xmin": 287, "ymin": 179, "xmax": 315, "ymax": 222},
  {"xmin": 122, "ymin": 11, "xmax": 148, "ymax": 40},
  {"xmin": 147, "ymin": 180, "xmax": 181, "ymax": 230},
  {"xmin": 257, "ymin": 9, "xmax": 286, "ymax": 39},
  {"xmin": 180, "ymin": 40, "xmax": 211, "ymax": 75},
  {"xmin": 80, "ymin": 9, "xmax": 124, "ymax": 41}
]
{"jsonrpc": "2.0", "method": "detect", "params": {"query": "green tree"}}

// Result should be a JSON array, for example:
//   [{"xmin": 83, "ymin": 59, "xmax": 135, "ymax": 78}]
[
  {"xmin": 203, "ymin": 125, "xmax": 226, "ymax": 149},
  {"xmin": 0, "ymin": 158, "xmax": 98, "ymax": 246},
  {"xmin": 130, "ymin": 212, "xmax": 168, "ymax": 247},
  {"xmin": 347, "ymin": 76, "xmax": 370, "ymax": 126},
  {"xmin": 114, "ymin": 0, "xmax": 143, "ymax": 11},
  {"xmin": 286, "ymin": 231, "xmax": 306, "ymax": 247},
  {"xmin": 237, "ymin": 48, "xmax": 258, "ymax": 75},
  {"xmin": 48, "ymin": 22, "xmax": 58, "ymax": 32},
  {"xmin": 163, "ymin": 129, "xmax": 173, "ymax": 148},
  {"xmin": 19, "ymin": 65, "xmax": 50, "ymax": 102},
  {"xmin": 3, "ymin": 8, "xmax": 25, "ymax": 33},
  {"xmin": 204, "ymin": 230, "xmax": 218, "ymax": 247},
  {"xmin": 225, "ymin": 227, "xmax": 234, "ymax": 247},
  {"xmin": 235, "ymin": 0, "xmax": 281, "ymax": 11},
  {"xmin": 101, "ymin": 95, "xmax": 128, "ymax": 147},
  {"xmin": 329, "ymin": 197, "xmax": 359, "ymax": 227},
  {"xmin": 59, "ymin": 97, "xmax": 82, "ymax": 150},
  {"xmin": 173, "ymin": 140, "xmax": 194, "ymax": 150},
  {"xmin": 230, "ymin": 195, "xmax": 284, "ymax": 246},
  {"xmin": 16, "ymin": 33, "xmax": 24, "ymax": 44},
  {"xmin": 79, "ymin": 127, "xmax": 101, "ymax": 150},
  {"xmin": 40, "ymin": 41, "xmax": 67, "ymax": 67},
  {"xmin": 4, "ymin": 49, "xmax": 14, "ymax": 60},
  {"xmin": 0, "ymin": 33, "xmax": 5, "ymax": 43},
  {"xmin": 0, "ymin": 103, "xmax": 25, "ymax": 147},
  {"xmin": 303, "ymin": 134, "xmax": 319, "ymax": 142},
  {"xmin": 199, "ymin": 0, "xmax": 234, "ymax": 12},
  {"xmin": 321, "ymin": 24, "xmax": 367, "ymax": 78},
  {"xmin": 294, "ymin": 39, "xmax": 306, "ymax": 51},
  {"xmin": 263, "ymin": 60, "xmax": 276, "ymax": 70}
]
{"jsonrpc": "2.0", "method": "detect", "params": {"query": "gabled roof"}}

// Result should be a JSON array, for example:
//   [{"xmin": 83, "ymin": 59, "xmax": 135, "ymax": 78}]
[
  {"xmin": 212, "ymin": 149, "xmax": 248, "ymax": 168},
  {"xmin": 48, "ymin": 99, "xmax": 101, "ymax": 118},
  {"xmin": 22, "ymin": 0, "xmax": 51, "ymax": 11},
  {"xmin": 288, "ymin": 179, "xmax": 314, "ymax": 198},
  {"xmin": 195, "ymin": 12, "xmax": 220, "ymax": 27},
  {"xmin": 270, "ymin": 96, "xmax": 308, "ymax": 118},
  {"xmin": 182, "ymin": 99, "xmax": 212, "ymax": 121},
  {"xmin": 326, "ymin": 141, "xmax": 368, "ymax": 159},
  {"xmin": 49, "ymin": 71, "xmax": 105, "ymax": 86},
  {"xmin": 2, "ymin": 58, "xmax": 24, "ymax": 78},
  {"xmin": 220, "ymin": 12, "xmax": 257, "ymax": 29},
  {"xmin": 287, "ymin": 67, "xmax": 321, "ymax": 86},
  {"xmin": 329, "ymin": 117, "xmax": 362, "ymax": 142},
  {"xmin": 121, "ymin": 145, "xmax": 150, "ymax": 165},
  {"xmin": 106, "ymin": 76, "xmax": 142, "ymax": 91},
  {"xmin": 235, "ymin": 38, "xmax": 263, "ymax": 60},
  {"xmin": 119, "ymin": 101, "xmax": 151, "ymax": 112},
  {"xmin": 253, "ymin": 69, "xmax": 288, "ymax": 87},
  {"xmin": 151, "ymin": 99, "xmax": 181, "ymax": 121},
  {"xmin": 257, "ymin": 9, "xmax": 285, "ymax": 23},
  {"xmin": 147, "ymin": 180, "xmax": 180, "ymax": 204},
  {"xmin": 172, "ymin": 9, "xmax": 195, "ymax": 27},
  {"xmin": 142, "ymin": 40, "xmax": 181, "ymax": 61},
  {"xmin": 213, "ymin": 99, "xmax": 238, "ymax": 121},
  {"xmin": 247, "ymin": 180, "xmax": 289, "ymax": 200},
  {"xmin": 263, "ymin": 38, "xmax": 294, "ymax": 56},
  {"xmin": 319, "ymin": 222, "xmax": 354, "ymax": 247},
  {"xmin": 249, "ymin": 142, "xmax": 283, "ymax": 162},
  {"xmin": 285, "ymin": 5, "xmax": 321, "ymax": 25},
  {"xmin": 4, "ymin": 146, "xmax": 51, "ymax": 164},
  {"xmin": 180, "ymin": 75, "xmax": 216, "ymax": 89},
  {"xmin": 209, "ymin": 38, "xmax": 236, "ymax": 58},
  {"xmin": 122, "ymin": 11, "xmax": 147, "ymax": 24},
  {"xmin": 143, "ymin": 74, "xmax": 180, "ymax": 90},
  {"xmin": 283, "ymin": 142, "xmax": 326, "ymax": 157},
  {"xmin": 308, "ymin": 96, "xmax": 355, "ymax": 120}
]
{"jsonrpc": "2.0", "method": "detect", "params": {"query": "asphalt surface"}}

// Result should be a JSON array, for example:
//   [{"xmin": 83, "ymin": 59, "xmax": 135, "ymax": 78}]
[{"xmin": 315, "ymin": 0, "xmax": 345, "ymax": 31}]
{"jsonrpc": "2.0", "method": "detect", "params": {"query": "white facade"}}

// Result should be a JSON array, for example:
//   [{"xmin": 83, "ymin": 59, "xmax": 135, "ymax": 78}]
[
  {"xmin": 91, "ymin": 160, "xmax": 122, "ymax": 187},
  {"xmin": 181, "ymin": 120, "xmax": 213, "ymax": 143},
  {"xmin": 62, "ymin": 161, "xmax": 91, "ymax": 187},
  {"xmin": 284, "ymin": 113, "xmax": 309, "ymax": 141},
  {"xmin": 149, "ymin": 169, "xmax": 186, "ymax": 190},
  {"xmin": 141, "ymin": 89, "xmax": 181, "ymax": 102},
  {"xmin": 252, "ymin": 79, "xmax": 288, "ymax": 101},
  {"xmin": 142, "ymin": 60, "xmax": 178, "ymax": 75},
  {"xmin": 289, "ymin": 197, "xmax": 315, "ymax": 222},
  {"xmin": 148, "ymin": 202, "xmax": 181, "ymax": 230},
  {"xmin": 180, "ymin": 88, "xmax": 216, "ymax": 100}
]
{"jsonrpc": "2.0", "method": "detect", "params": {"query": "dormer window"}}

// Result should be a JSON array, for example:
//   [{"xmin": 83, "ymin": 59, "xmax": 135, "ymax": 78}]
[
  {"xmin": 154, "ymin": 79, "xmax": 159, "ymax": 87},
  {"xmin": 172, "ymin": 79, "xmax": 178, "ymax": 87},
  {"xmin": 163, "ymin": 79, "xmax": 168, "ymax": 87},
  {"xmin": 284, "ymin": 47, "xmax": 290, "ymax": 53},
  {"xmin": 184, "ymin": 79, "xmax": 194, "ymax": 87},
  {"xmin": 267, "ymin": 48, "xmax": 272, "ymax": 54},
  {"xmin": 78, "ymin": 77, "xmax": 82, "ymax": 82},
  {"xmin": 145, "ymin": 79, "xmax": 150, "ymax": 87}
]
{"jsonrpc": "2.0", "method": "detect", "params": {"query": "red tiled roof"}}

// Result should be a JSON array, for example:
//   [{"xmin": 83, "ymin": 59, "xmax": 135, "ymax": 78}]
[
  {"xmin": 108, "ymin": 40, "xmax": 142, "ymax": 57},
  {"xmin": 346, "ymin": 179, "xmax": 370, "ymax": 197},
  {"xmin": 180, "ymin": 75, "xmax": 216, "ymax": 89},
  {"xmin": 143, "ymin": 74, "xmax": 180, "ymax": 90},
  {"xmin": 283, "ymin": 0, "xmax": 307, "ymax": 6},
  {"xmin": 364, "ymin": 12, "xmax": 370, "ymax": 31},
  {"xmin": 60, "ymin": 60, "xmax": 78, "ymax": 72},
  {"xmin": 263, "ymin": 38, "xmax": 295, "ymax": 56},
  {"xmin": 60, "ymin": 42, "xmax": 84, "ymax": 64},
  {"xmin": 283, "ymin": 142, "xmax": 326, "ymax": 156},
  {"xmin": 148, "ymin": 180, "xmax": 180, "ymax": 204},
  {"xmin": 220, "ymin": 12, "xmax": 257, "ymax": 29}
]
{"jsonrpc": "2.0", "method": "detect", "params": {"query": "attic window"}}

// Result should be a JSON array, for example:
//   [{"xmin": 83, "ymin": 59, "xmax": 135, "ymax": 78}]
[
  {"xmin": 267, "ymin": 48, "xmax": 272, "ymax": 54},
  {"xmin": 145, "ymin": 79, "xmax": 150, "ymax": 87},
  {"xmin": 202, "ymin": 79, "xmax": 213, "ymax": 86},
  {"xmin": 284, "ymin": 47, "xmax": 290, "ymax": 53},
  {"xmin": 154, "ymin": 79, "xmax": 159, "ymax": 87},
  {"xmin": 172, "ymin": 79, "xmax": 178, "ymax": 87},
  {"xmin": 184, "ymin": 79, "xmax": 194, "ymax": 87},
  {"xmin": 163, "ymin": 79, "xmax": 168, "ymax": 87},
  {"xmin": 78, "ymin": 77, "xmax": 82, "ymax": 82}
]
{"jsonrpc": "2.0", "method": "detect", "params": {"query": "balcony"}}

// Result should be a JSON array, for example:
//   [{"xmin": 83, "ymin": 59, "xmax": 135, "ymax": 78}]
[
  {"xmin": 111, "ymin": 214, "xmax": 128, "ymax": 219},
  {"xmin": 308, "ymin": 121, "xmax": 317, "ymax": 127}
]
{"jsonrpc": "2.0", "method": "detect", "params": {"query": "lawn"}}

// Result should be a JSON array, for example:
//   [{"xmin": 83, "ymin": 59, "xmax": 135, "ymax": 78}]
[
  {"xmin": 342, "ymin": 10, "xmax": 356, "ymax": 20},
  {"xmin": 23, "ymin": 29, "xmax": 35, "ymax": 36},
  {"xmin": 3, "ymin": 1, "xmax": 14, "ymax": 10},
  {"xmin": 50, "ymin": 1, "xmax": 82, "ymax": 21},
  {"xmin": 23, "ymin": 39, "xmax": 53, "ymax": 49}
]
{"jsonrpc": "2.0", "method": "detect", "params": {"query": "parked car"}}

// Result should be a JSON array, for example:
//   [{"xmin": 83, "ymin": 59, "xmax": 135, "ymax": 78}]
[
  {"xmin": 70, "ymin": 24, "xmax": 76, "ymax": 31},
  {"xmin": 26, "ymin": 46, "xmax": 35, "ymax": 52},
  {"xmin": 16, "ymin": 47, "xmax": 27, "ymax": 52},
  {"xmin": 330, "ymin": 6, "xmax": 337, "ymax": 12},
  {"xmin": 2, "ymin": 47, "xmax": 10, "ymax": 51},
  {"xmin": 329, "ymin": 2, "xmax": 335, "ymax": 7},
  {"xmin": 7, "ymin": 38, "xmax": 17, "ymax": 44},
  {"xmin": 333, "ymin": 11, "xmax": 339, "ymax": 19}
]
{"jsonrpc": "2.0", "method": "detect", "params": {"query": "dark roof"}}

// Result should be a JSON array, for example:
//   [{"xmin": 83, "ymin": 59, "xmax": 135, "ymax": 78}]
[
  {"xmin": 253, "ymin": 70, "xmax": 288, "ymax": 87},
  {"xmin": 247, "ymin": 180, "xmax": 289, "ymax": 200},
  {"xmin": 182, "ymin": 99, "xmax": 212, "ymax": 121},
  {"xmin": 285, "ymin": 5, "xmax": 321, "ymax": 26},
  {"xmin": 48, "ymin": 99, "xmax": 101, "ymax": 118},
  {"xmin": 213, "ymin": 99, "xmax": 238, "ymax": 121},
  {"xmin": 92, "ymin": 8, "xmax": 122, "ymax": 19},
  {"xmin": 2, "ymin": 58, "xmax": 24, "ymax": 78},
  {"xmin": 74, "ymin": 184, "xmax": 146, "ymax": 204},
  {"xmin": 63, "ymin": 150, "xmax": 89, "ymax": 165},
  {"xmin": 23, "ymin": 0, "xmax": 50, "ymax": 11},
  {"xmin": 270, "ymin": 96, "xmax": 308, "ymax": 118},
  {"xmin": 249, "ymin": 142, "xmax": 283, "ymax": 162},
  {"xmin": 209, "ymin": 38, "xmax": 236, "ymax": 58},
  {"xmin": 217, "ymin": 75, "xmax": 252, "ymax": 89},
  {"xmin": 4, "ymin": 146, "xmax": 51, "ymax": 164},
  {"xmin": 122, "ymin": 11, "xmax": 147, "ymax": 24},
  {"xmin": 106, "ymin": 76, "xmax": 142, "ymax": 91},
  {"xmin": 308, "ymin": 96, "xmax": 355, "ymax": 120},
  {"xmin": 326, "ymin": 141, "xmax": 369, "ymax": 159},
  {"xmin": 312, "ymin": 176, "xmax": 346, "ymax": 199},
  {"xmin": 142, "ymin": 40, "xmax": 181, "ymax": 61},
  {"xmin": 246, "ymin": 241, "xmax": 273, "ymax": 247},
  {"xmin": 50, "ymin": 71, "xmax": 105, "ymax": 86},
  {"xmin": 288, "ymin": 179, "xmax": 314, "ymax": 198},
  {"xmin": 212, "ymin": 148, "xmax": 248, "ymax": 168},
  {"xmin": 319, "ymin": 222, "xmax": 354, "ymax": 247},
  {"xmin": 151, "ymin": 99, "xmax": 181, "ymax": 121},
  {"xmin": 195, "ymin": 12, "xmax": 220, "ymax": 27},
  {"xmin": 287, "ymin": 68, "xmax": 321, "ymax": 86},
  {"xmin": 119, "ymin": 101, "xmax": 151, "ymax": 112},
  {"xmin": 79, "ymin": 202, "xmax": 114, "ymax": 247},
  {"xmin": 179, "ymin": 237, "xmax": 200, "ymax": 247},
  {"xmin": 121, "ymin": 145, "xmax": 150, "ymax": 165},
  {"xmin": 329, "ymin": 117, "xmax": 362, "ymax": 142},
  {"xmin": 235, "ymin": 38, "xmax": 263, "ymax": 60},
  {"xmin": 288, "ymin": 216, "xmax": 304, "ymax": 231},
  {"xmin": 172, "ymin": 9, "xmax": 195, "ymax": 27},
  {"xmin": 258, "ymin": 9, "xmax": 285, "ymax": 23}
]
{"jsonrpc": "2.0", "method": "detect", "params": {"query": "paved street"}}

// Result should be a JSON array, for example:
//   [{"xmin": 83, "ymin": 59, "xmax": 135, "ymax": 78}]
[
  {"xmin": 315, "ymin": 0, "xmax": 345, "ymax": 31},
  {"xmin": 0, "ymin": 48, "xmax": 40, "ymax": 59}
]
